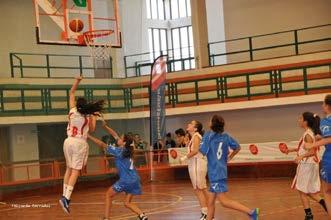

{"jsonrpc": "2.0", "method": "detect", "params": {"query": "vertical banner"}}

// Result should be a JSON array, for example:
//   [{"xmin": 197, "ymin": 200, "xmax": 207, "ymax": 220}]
[{"xmin": 150, "ymin": 55, "xmax": 167, "ymax": 151}]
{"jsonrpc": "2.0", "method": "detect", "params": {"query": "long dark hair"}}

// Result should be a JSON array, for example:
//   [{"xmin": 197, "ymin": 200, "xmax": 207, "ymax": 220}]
[
  {"xmin": 302, "ymin": 112, "xmax": 321, "ymax": 135},
  {"xmin": 122, "ymin": 134, "xmax": 134, "ymax": 158},
  {"xmin": 76, "ymin": 98, "xmax": 104, "ymax": 115},
  {"xmin": 325, "ymin": 94, "xmax": 331, "ymax": 106},
  {"xmin": 192, "ymin": 120, "xmax": 204, "ymax": 136},
  {"xmin": 210, "ymin": 115, "xmax": 225, "ymax": 134}
]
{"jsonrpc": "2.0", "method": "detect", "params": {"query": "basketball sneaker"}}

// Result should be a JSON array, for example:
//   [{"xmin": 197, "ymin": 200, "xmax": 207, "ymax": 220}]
[
  {"xmin": 138, "ymin": 213, "xmax": 148, "ymax": 220},
  {"xmin": 250, "ymin": 208, "xmax": 259, "ymax": 220},
  {"xmin": 305, "ymin": 214, "xmax": 313, "ymax": 220},
  {"xmin": 59, "ymin": 196, "xmax": 70, "ymax": 214},
  {"xmin": 200, "ymin": 213, "xmax": 207, "ymax": 220}
]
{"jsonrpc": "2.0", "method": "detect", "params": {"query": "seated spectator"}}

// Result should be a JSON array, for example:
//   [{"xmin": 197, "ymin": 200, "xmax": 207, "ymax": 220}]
[
  {"xmin": 184, "ymin": 132, "xmax": 191, "ymax": 146},
  {"xmin": 165, "ymin": 132, "xmax": 176, "ymax": 149},
  {"xmin": 175, "ymin": 128, "xmax": 186, "ymax": 148},
  {"xmin": 133, "ymin": 133, "xmax": 147, "ymax": 150},
  {"xmin": 153, "ymin": 139, "xmax": 165, "ymax": 163},
  {"xmin": 153, "ymin": 139, "xmax": 164, "ymax": 150}
]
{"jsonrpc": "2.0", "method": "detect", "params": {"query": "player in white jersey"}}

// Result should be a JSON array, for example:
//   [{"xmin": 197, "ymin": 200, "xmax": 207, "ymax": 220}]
[
  {"xmin": 180, "ymin": 120, "xmax": 208, "ymax": 220},
  {"xmin": 286, "ymin": 112, "xmax": 327, "ymax": 219},
  {"xmin": 59, "ymin": 76, "xmax": 104, "ymax": 214}
]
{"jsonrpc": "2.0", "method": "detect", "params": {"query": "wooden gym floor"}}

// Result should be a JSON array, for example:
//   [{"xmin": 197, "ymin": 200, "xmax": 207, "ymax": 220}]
[{"xmin": 0, "ymin": 178, "xmax": 329, "ymax": 220}]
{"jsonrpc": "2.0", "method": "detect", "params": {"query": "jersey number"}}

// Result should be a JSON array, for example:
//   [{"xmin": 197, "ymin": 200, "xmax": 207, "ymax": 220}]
[
  {"xmin": 72, "ymin": 126, "xmax": 78, "ymax": 137},
  {"xmin": 129, "ymin": 159, "xmax": 134, "ymax": 170},
  {"xmin": 217, "ymin": 142, "xmax": 223, "ymax": 160}
]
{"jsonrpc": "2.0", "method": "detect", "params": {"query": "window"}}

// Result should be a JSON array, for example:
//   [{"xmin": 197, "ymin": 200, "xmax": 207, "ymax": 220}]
[
  {"xmin": 170, "ymin": 0, "xmax": 190, "ymax": 19},
  {"xmin": 146, "ymin": 0, "xmax": 194, "ymax": 72},
  {"xmin": 148, "ymin": 28, "xmax": 168, "ymax": 61},
  {"xmin": 146, "ymin": 0, "xmax": 166, "ymax": 20},
  {"xmin": 171, "ymin": 26, "xmax": 194, "ymax": 71},
  {"xmin": 147, "ymin": 0, "xmax": 191, "ymax": 20}
]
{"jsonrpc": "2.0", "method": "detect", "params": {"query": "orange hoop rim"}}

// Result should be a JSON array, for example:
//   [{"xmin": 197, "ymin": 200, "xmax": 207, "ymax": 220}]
[{"xmin": 83, "ymin": 29, "xmax": 114, "ymax": 44}]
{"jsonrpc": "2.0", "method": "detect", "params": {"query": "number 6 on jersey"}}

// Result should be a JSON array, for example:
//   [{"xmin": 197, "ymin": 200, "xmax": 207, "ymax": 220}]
[{"xmin": 217, "ymin": 142, "xmax": 223, "ymax": 160}]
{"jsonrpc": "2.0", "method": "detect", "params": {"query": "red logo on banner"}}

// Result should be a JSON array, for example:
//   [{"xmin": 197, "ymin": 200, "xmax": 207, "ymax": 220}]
[
  {"xmin": 151, "ymin": 57, "xmax": 167, "ymax": 91},
  {"xmin": 170, "ymin": 149, "xmax": 178, "ymax": 159},
  {"xmin": 249, "ymin": 144, "xmax": 259, "ymax": 155}
]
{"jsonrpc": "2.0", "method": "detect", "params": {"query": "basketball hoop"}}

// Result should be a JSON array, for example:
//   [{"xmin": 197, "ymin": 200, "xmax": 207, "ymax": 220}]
[{"xmin": 82, "ymin": 29, "xmax": 114, "ymax": 60}]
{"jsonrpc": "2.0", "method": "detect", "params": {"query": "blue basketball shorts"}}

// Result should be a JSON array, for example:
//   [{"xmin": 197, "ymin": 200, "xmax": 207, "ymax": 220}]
[
  {"xmin": 320, "ymin": 163, "xmax": 331, "ymax": 184},
  {"xmin": 112, "ymin": 179, "xmax": 142, "ymax": 195},
  {"xmin": 209, "ymin": 179, "xmax": 228, "ymax": 193}
]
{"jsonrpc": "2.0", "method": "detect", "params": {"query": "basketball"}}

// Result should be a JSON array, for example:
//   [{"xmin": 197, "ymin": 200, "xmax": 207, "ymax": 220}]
[{"xmin": 69, "ymin": 19, "xmax": 84, "ymax": 32}]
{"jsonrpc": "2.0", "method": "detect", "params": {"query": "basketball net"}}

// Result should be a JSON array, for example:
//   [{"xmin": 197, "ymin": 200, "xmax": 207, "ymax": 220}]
[{"xmin": 83, "ymin": 30, "xmax": 113, "ymax": 62}]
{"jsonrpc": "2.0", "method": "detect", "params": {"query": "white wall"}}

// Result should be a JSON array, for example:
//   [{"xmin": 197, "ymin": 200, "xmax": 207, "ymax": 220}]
[
  {"xmin": 222, "ymin": 0, "xmax": 331, "ymax": 62},
  {"xmin": 9, "ymin": 124, "xmax": 39, "ymax": 162},
  {"xmin": 8, "ymin": 124, "xmax": 40, "ymax": 181},
  {"xmin": 223, "ymin": 0, "xmax": 331, "ymax": 39},
  {"xmin": 105, "ymin": 101, "xmax": 325, "ymax": 145}
]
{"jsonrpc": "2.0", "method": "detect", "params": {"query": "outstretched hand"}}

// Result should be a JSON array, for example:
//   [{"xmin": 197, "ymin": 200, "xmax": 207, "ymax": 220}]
[{"xmin": 75, "ymin": 75, "xmax": 83, "ymax": 81}]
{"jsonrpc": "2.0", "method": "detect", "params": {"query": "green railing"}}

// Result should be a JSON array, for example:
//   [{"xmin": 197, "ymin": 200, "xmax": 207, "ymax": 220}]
[
  {"xmin": 208, "ymin": 24, "xmax": 331, "ymax": 66},
  {"xmin": 1, "ymin": 59, "xmax": 330, "ymax": 116},
  {"xmin": 10, "ymin": 53, "xmax": 113, "ymax": 78},
  {"xmin": 123, "ymin": 47, "xmax": 195, "ymax": 78},
  {"xmin": 9, "ymin": 25, "xmax": 330, "ymax": 79}
]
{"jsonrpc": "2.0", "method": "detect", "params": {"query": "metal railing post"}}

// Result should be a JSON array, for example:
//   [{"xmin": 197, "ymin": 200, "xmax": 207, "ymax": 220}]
[
  {"xmin": 248, "ymin": 37, "xmax": 253, "ymax": 61},
  {"xmin": 9, "ymin": 53, "xmax": 14, "ymax": 78},
  {"xmin": 79, "ymin": 56, "xmax": 83, "ymax": 76},
  {"xmin": 46, "ymin": 54, "xmax": 51, "ymax": 78}
]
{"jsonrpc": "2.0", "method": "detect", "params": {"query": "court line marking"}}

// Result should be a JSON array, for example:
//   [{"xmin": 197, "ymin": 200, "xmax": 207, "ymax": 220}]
[
  {"xmin": 2, "ymin": 189, "xmax": 327, "ymax": 218},
  {"xmin": 0, "ymin": 192, "xmax": 183, "ymax": 219},
  {"xmin": 112, "ymin": 204, "xmax": 201, "ymax": 220},
  {"xmin": 109, "ymin": 192, "xmax": 183, "ymax": 219}
]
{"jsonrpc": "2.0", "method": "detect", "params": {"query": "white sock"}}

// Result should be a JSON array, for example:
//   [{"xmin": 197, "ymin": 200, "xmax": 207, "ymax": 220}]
[
  {"xmin": 65, "ymin": 185, "xmax": 74, "ymax": 200},
  {"xmin": 201, "ymin": 207, "xmax": 208, "ymax": 215},
  {"xmin": 63, "ymin": 184, "xmax": 68, "ymax": 197}
]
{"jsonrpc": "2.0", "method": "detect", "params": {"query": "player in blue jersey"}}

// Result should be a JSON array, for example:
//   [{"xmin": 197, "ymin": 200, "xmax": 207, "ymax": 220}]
[
  {"xmin": 305, "ymin": 94, "xmax": 331, "ymax": 217},
  {"xmin": 199, "ymin": 115, "xmax": 259, "ymax": 220},
  {"xmin": 88, "ymin": 120, "xmax": 148, "ymax": 220}
]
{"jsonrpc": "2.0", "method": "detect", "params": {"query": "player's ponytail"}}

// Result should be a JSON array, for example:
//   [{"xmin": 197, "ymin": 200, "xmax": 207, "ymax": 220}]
[
  {"xmin": 122, "ymin": 134, "xmax": 134, "ymax": 158},
  {"xmin": 193, "ymin": 120, "xmax": 204, "ymax": 136},
  {"xmin": 302, "ymin": 112, "xmax": 321, "ymax": 135},
  {"xmin": 76, "ymin": 98, "xmax": 104, "ymax": 115},
  {"xmin": 210, "ymin": 115, "xmax": 225, "ymax": 134}
]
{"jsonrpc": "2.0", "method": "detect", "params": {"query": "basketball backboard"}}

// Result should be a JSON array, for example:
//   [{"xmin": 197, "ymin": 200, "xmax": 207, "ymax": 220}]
[{"xmin": 33, "ymin": 0, "xmax": 122, "ymax": 47}]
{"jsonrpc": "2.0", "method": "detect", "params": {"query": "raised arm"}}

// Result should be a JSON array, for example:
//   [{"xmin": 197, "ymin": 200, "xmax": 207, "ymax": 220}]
[
  {"xmin": 87, "ymin": 134, "xmax": 107, "ymax": 149},
  {"xmin": 89, "ymin": 115, "xmax": 97, "ymax": 133},
  {"xmin": 100, "ymin": 118, "xmax": 120, "ymax": 139},
  {"xmin": 69, "ymin": 76, "xmax": 82, "ymax": 109}
]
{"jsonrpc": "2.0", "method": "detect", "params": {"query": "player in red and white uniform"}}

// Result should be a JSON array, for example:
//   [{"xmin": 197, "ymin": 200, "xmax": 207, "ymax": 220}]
[
  {"xmin": 59, "ymin": 76, "xmax": 104, "ymax": 214},
  {"xmin": 180, "ymin": 120, "xmax": 208, "ymax": 220},
  {"xmin": 286, "ymin": 112, "xmax": 327, "ymax": 219}
]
